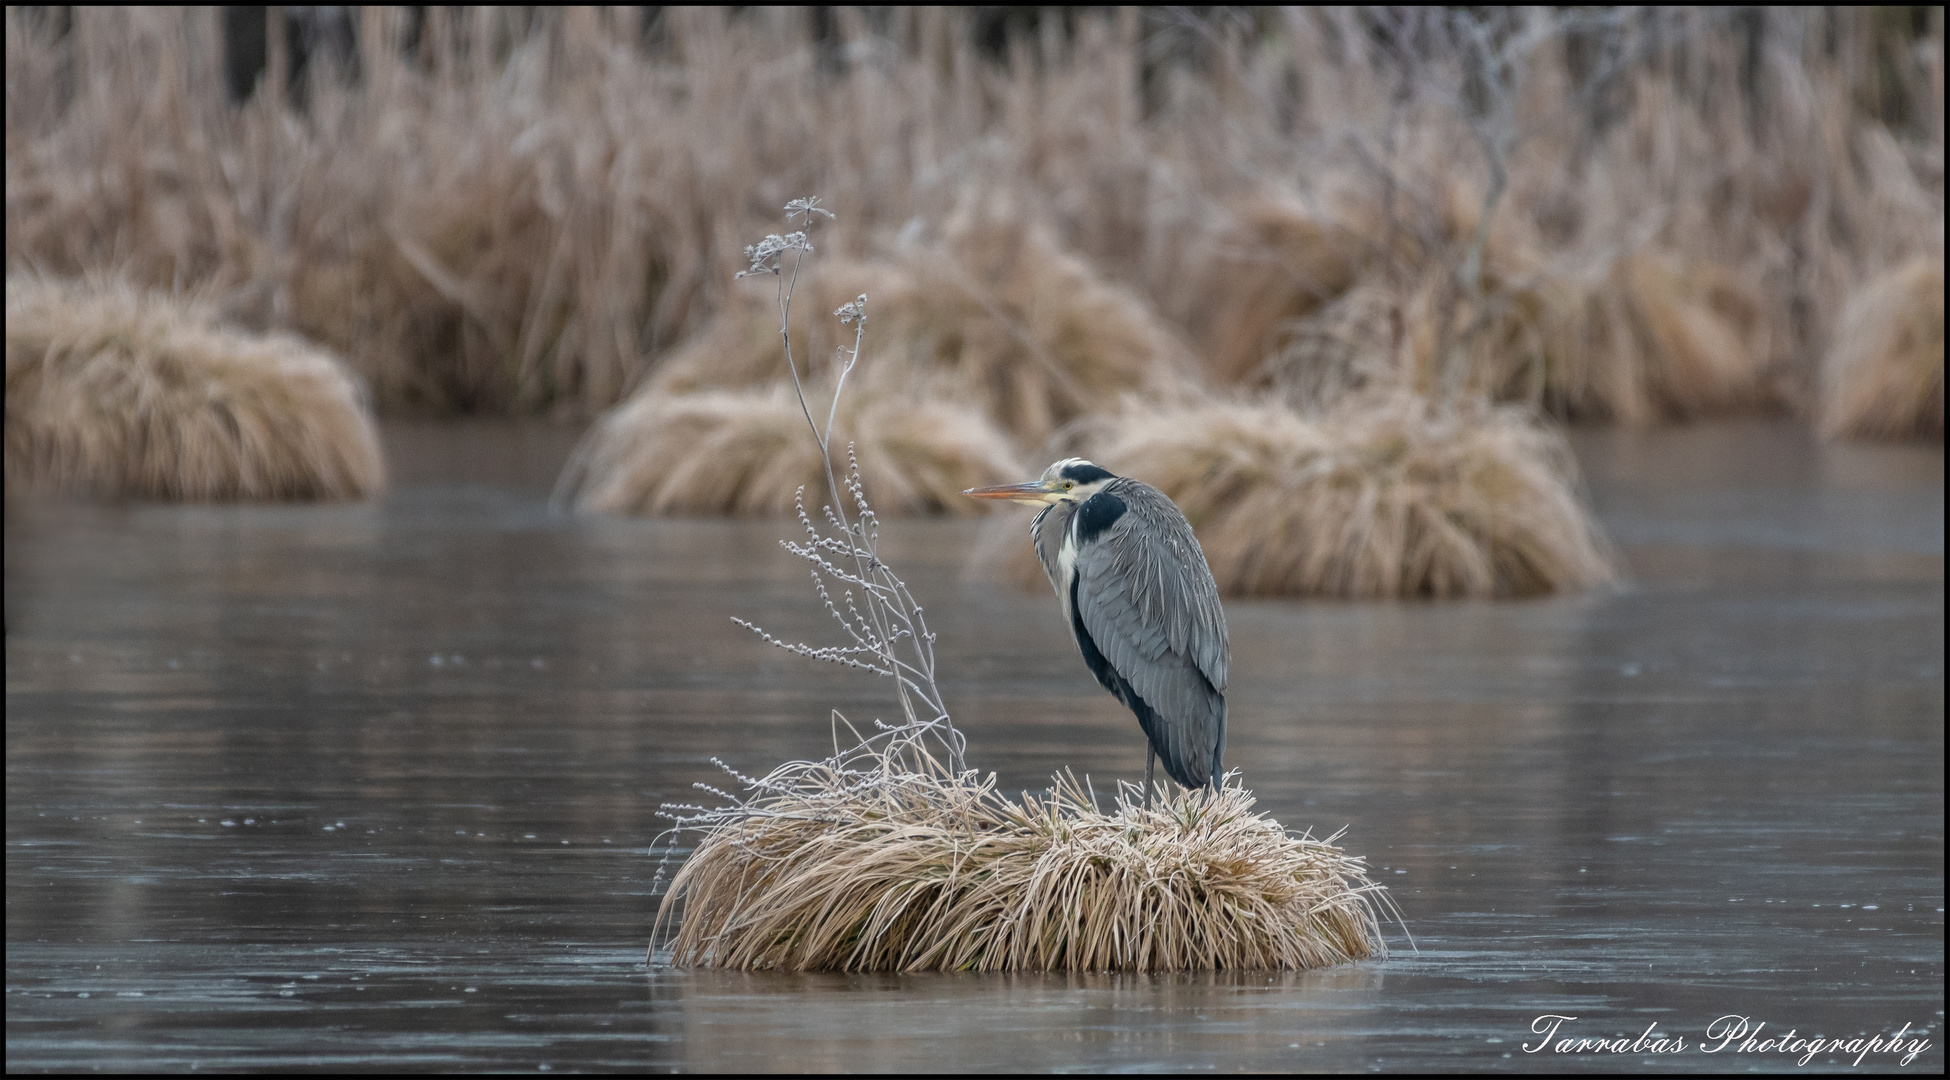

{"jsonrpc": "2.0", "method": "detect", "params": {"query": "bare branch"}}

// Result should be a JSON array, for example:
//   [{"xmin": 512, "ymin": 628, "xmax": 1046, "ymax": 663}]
[{"xmin": 661, "ymin": 197, "xmax": 968, "ymax": 864}]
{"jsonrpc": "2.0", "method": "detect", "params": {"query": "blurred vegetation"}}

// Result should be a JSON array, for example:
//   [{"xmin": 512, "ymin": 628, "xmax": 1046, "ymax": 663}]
[
  {"xmin": 4, "ymin": 8, "xmax": 1940, "ymax": 579},
  {"xmin": 7, "ymin": 7, "xmax": 1938, "ymax": 420}
]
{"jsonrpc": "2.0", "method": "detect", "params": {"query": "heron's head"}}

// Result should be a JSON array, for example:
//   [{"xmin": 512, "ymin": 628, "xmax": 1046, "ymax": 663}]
[{"xmin": 963, "ymin": 457, "xmax": 1118, "ymax": 506}]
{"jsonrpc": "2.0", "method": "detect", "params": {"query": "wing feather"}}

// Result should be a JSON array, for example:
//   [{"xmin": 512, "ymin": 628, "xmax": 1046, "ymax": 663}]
[{"xmin": 1069, "ymin": 479, "xmax": 1229, "ymax": 786}]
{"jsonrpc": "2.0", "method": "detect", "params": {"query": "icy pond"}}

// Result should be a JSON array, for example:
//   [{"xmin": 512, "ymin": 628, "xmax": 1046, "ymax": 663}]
[{"xmin": 6, "ymin": 420, "xmax": 1943, "ymax": 1072}]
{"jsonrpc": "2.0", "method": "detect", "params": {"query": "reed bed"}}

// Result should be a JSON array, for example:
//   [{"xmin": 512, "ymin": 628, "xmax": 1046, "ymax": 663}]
[
  {"xmin": 5, "ymin": 275, "xmax": 384, "ymax": 501},
  {"xmin": 557, "ymin": 384, "xmax": 1024, "ymax": 517},
  {"xmin": 1035, "ymin": 396, "xmax": 1616, "ymax": 599},
  {"xmin": 9, "ymin": 9, "xmax": 1938, "ymax": 427},
  {"xmin": 1232, "ymin": 10, "xmax": 1934, "ymax": 425},
  {"xmin": 1819, "ymin": 255, "xmax": 1946, "ymax": 442},
  {"xmin": 658, "ymin": 739, "xmax": 1384, "ymax": 973}
]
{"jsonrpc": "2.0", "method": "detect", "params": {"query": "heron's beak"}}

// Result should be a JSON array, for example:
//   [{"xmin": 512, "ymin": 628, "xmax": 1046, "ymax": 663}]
[{"xmin": 963, "ymin": 481, "xmax": 1057, "ymax": 506}]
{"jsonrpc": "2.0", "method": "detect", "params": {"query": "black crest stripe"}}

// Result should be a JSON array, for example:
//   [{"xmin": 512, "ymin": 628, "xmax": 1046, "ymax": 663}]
[{"xmin": 1059, "ymin": 462, "xmax": 1116, "ymax": 486}]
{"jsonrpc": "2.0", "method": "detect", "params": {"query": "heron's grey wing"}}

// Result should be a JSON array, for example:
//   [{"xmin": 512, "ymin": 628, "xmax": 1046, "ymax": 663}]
[
  {"xmin": 1070, "ymin": 481, "xmax": 1229, "ymax": 784},
  {"xmin": 1087, "ymin": 482, "xmax": 1228, "ymax": 690}
]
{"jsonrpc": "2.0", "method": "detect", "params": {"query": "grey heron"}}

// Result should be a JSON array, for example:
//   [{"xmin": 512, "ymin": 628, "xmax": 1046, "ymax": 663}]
[{"xmin": 966, "ymin": 458, "xmax": 1229, "ymax": 804}]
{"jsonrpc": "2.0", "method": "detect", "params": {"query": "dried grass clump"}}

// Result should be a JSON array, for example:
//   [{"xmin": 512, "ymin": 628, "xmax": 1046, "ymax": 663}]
[
  {"xmin": 1819, "ymin": 256, "xmax": 1945, "ymax": 441},
  {"xmin": 1164, "ymin": 192, "xmax": 1369, "ymax": 385},
  {"xmin": 1559, "ymin": 253, "xmax": 1777, "ymax": 423},
  {"xmin": 1260, "ymin": 248, "xmax": 1777, "ymax": 426},
  {"xmin": 649, "ymin": 217, "xmax": 1190, "ymax": 447},
  {"xmin": 658, "ymin": 743, "xmax": 1384, "ymax": 973},
  {"xmin": 1435, "ymin": 252, "xmax": 1778, "ymax": 425},
  {"xmin": 558, "ymin": 384, "xmax": 1025, "ymax": 517},
  {"xmin": 5, "ymin": 276, "xmax": 385, "ymax": 501},
  {"xmin": 1052, "ymin": 397, "xmax": 1615, "ymax": 598}
]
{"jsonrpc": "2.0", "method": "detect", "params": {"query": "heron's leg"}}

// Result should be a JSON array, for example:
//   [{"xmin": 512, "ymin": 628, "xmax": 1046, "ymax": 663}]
[{"xmin": 1144, "ymin": 747, "xmax": 1155, "ymax": 810}]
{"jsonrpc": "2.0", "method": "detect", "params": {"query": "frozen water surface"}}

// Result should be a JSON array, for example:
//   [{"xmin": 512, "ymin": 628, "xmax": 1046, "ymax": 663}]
[{"xmin": 6, "ymin": 419, "xmax": 1943, "ymax": 1072}]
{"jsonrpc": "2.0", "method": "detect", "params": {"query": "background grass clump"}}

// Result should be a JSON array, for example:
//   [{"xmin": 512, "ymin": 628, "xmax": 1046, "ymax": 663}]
[
  {"xmin": 5, "ymin": 275, "xmax": 385, "ymax": 501},
  {"xmin": 556, "ymin": 383, "xmax": 1025, "ymax": 517},
  {"xmin": 1819, "ymin": 256, "xmax": 1945, "ymax": 442},
  {"xmin": 1034, "ymin": 395, "xmax": 1616, "ymax": 599}
]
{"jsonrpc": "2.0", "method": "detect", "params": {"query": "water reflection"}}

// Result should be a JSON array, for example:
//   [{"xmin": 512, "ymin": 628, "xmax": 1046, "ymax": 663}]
[{"xmin": 6, "ymin": 421, "xmax": 1943, "ymax": 1071}]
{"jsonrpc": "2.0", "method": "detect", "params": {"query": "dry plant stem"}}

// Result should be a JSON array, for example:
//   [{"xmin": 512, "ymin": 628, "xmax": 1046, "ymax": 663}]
[{"xmin": 742, "ymin": 200, "xmax": 963, "ymax": 771}]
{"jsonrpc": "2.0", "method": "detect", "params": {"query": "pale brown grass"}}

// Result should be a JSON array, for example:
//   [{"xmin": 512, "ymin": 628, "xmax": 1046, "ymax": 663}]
[
  {"xmin": 1518, "ymin": 253, "xmax": 1776, "ymax": 424},
  {"xmin": 1034, "ymin": 396, "xmax": 1616, "ymax": 599},
  {"xmin": 558, "ymin": 384, "xmax": 1025, "ymax": 517},
  {"xmin": 658, "ymin": 742, "xmax": 1385, "ymax": 973},
  {"xmin": 1819, "ymin": 255, "xmax": 1945, "ymax": 442},
  {"xmin": 1504, "ymin": 32, "xmax": 1934, "ymax": 420},
  {"xmin": 5, "ymin": 276, "xmax": 385, "ymax": 501},
  {"xmin": 7, "ymin": 9, "xmax": 1938, "ymax": 429},
  {"xmin": 1245, "ymin": 156, "xmax": 1779, "ymax": 424},
  {"xmin": 648, "ymin": 215, "xmax": 1192, "ymax": 447},
  {"xmin": 1259, "ymin": 246, "xmax": 1777, "ymax": 426},
  {"xmin": 1165, "ymin": 191, "xmax": 1368, "ymax": 386}
]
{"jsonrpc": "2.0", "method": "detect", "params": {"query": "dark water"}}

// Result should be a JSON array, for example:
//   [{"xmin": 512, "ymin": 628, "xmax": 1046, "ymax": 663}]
[{"xmin": 7, "ymin": 420, "xmax": 1943, "ymax": 1072}]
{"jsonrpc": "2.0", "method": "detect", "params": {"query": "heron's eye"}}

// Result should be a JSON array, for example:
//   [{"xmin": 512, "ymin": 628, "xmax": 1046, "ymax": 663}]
[{"xmin": 1063, "ymin": 480, "xmax": 1076, "ymax": 491}]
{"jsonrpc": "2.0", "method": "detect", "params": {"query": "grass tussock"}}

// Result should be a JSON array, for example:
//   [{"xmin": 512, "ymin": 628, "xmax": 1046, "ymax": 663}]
[
  {"xmin": 1245, "ymin": 159, "xmax": 1783, "ymax": 427},
  {"xmin": 1819, "ymin": 255, "xmax": 1945, "ymax": 442},
  {"xmin": 1165, "ymin": 191, "xmax": 1368, "ymax": 386},
  {"xmin": 1549, "ymin": 253, "xmax": 1777, "ymax": 424},
  {"xmin": 5, "ymin": 276, "xmax": 385, "ymax": 501},
  {"xmin": 1449, "ymin": 251, "xmax": 1778, "ymax": 425},
  {"xmin": 558, "ymin": 384, "xmax": 1025, "ymax": 517},
  {"xmin": 1040, "ymin": 396, "xmax": 1616, "ymax": 599},
  {"xmin": 658, "ymin": 744, "xmax": 1384, "ymax": 973},
  {"xmin": 648, "ymin": 214, "xmax": 1191, "ymax": 447}
]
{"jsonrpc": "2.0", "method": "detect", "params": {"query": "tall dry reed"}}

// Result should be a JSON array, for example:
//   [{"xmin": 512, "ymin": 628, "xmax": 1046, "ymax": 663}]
[
  {"xmin": 1224, "ymin": 10, "xmax": 1936, "ymax": 424},
  {"xmin": 5, "ymin": 275, "xmax": 384, "ymax": 501}
]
